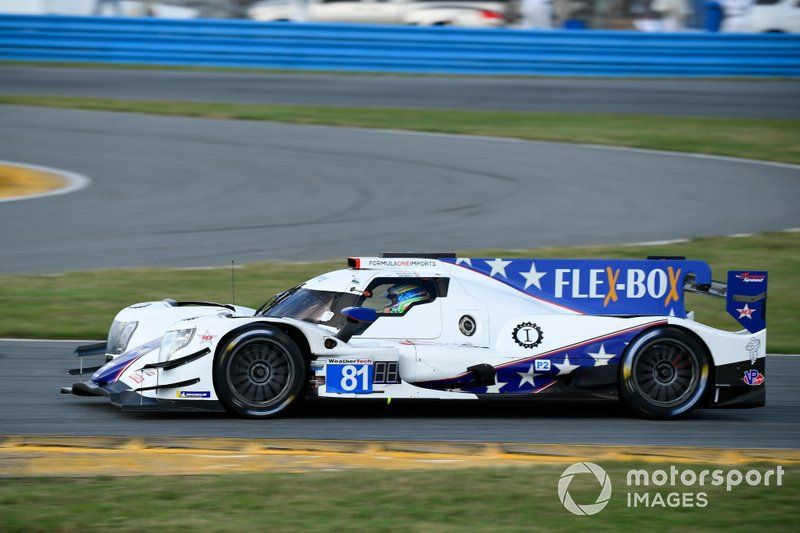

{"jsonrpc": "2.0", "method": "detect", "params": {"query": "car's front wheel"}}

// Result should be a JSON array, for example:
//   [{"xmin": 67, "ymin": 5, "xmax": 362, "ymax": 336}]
[
  {"xmin": 619, "ymin": 327, "xmax": 710, "ymax": 419},
  {"xmin": 213, "ymin": 327, "xmax": 305, "ymax": 418}
]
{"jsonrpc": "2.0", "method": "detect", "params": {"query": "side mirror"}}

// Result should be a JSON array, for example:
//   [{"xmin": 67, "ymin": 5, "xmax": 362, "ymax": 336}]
[
  {"xmin": 341, "ymin": 306, "xmax": 378, "ymax": 324},
  {"xmin": 337, "ymin": 307, "xmax": 378, "ymax": 343}
]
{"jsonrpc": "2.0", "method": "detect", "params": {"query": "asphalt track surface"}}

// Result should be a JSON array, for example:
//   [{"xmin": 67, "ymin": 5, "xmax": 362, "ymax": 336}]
[
  {"xmin": 1, "ymin": 340, "xmax": 796, "ymax": 447},
  {"xmin": 1, "ymin": 105, "xmax": 799, "ymax": 273},
  {"xmin": 2, "ymin": 66, "xmax": 800, "ymax": 118}
]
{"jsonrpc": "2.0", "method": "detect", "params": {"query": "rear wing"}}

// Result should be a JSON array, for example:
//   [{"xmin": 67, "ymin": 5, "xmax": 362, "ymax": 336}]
[{"xmin": 686, "ymin": 270, "xmax": 767, "ymax": 333}]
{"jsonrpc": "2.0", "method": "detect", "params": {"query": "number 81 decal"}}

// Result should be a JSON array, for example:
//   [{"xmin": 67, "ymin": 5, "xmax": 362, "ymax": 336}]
[{"xmin": 326, "ymin": 359, "xmax": 374, "ymax": 394}]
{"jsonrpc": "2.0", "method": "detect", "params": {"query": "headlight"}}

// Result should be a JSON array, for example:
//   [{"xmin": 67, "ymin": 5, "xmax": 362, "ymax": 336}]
[
  {"xmin": 107, "ymin": 320, "xmax": 138, "ymax": 355},
  {"xmin": 159, "ymin": 328, "xmax": 195, "ymax": 362}
]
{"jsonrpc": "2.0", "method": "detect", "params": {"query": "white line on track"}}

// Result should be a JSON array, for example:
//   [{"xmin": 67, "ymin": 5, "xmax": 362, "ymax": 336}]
[
  {"xmin": 574, "ymin": 142, "xmax": 800, "ymax": 171},
  {"xmin": 374, "ymin": 128, "xmax": 800, "ymax": 171},
  {"xmin": 624, "ymin": 227, "xmax": 799, "ymax": 247},
  {"xmin": 0, "ymin": 160, "xmax": 91, "ymax": 204},
  {"xmin": 627, "ymin": 238, "xmax": 690, "ymax": 246}
]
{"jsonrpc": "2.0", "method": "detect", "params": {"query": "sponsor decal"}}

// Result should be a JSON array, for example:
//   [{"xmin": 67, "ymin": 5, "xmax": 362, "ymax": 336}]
[
  {"xmin": 535, "ymin": 359, "xmax": 551, "ymax": 371},
  {"xmin": 512, "ymin": 322, "xmax": 543, "ymax": 349},
  {"xmin": 746, "ymin": 337, "xmax": 761, "ymax": 365},
  {"xmin": 445, "ymin": 258, "xmax": 713, "ymax": 318},
  {"xmin": 198, "ymin": 329, "xmax": 218, "ymax": 345},
  {"xmin": 365, "ymin": 259, "xmax": 437, "ymax": 268},
  {"xmin": 736, "ymin": 272, "xmax": 766, "ymax": 283},
  {"xmin": 177, "ymin": 390, "xmax": 211, "ymax": 398},
  {"xmin": 128, "ymin": 368, "xmax": 157, "ymax": 384},
  {"xmin": 327, "ymin": 358, "xmax": 373, "ymax": 365},
  {"xmin": 743, "ymin": 370, "xmax": 765, "ymax": 386},
  {"xmin": 552, "ymin": 266, "xmax": 682, "ymax": 308},
  {"xmin": 326, "ymin": 362, "xmax": 374, "ymax": 394},
  {"xmin": 736, "ymin": 303, "xmax": 756, "ymax": 319}
]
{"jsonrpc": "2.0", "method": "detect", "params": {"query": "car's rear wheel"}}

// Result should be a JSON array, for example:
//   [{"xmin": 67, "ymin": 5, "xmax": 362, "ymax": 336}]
[
  {"xmin": 213, "ymin": 327, "xmax": 305, "ymax": 418},
  {"xmin": 619, "ymin": 327, "xmax": 709, "ymax": 419}
]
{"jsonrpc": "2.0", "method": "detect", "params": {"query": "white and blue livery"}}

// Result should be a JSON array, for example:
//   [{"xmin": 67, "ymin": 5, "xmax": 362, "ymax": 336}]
[{"xmin": 63, "ymin": 253, "xmax": 768, "ymax": 419}]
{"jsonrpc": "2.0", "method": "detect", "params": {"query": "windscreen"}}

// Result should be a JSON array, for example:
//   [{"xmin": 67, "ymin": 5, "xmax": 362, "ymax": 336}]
[{"xmin": 260, "ymin": 288, "xmax": 358, "ymax": 329}]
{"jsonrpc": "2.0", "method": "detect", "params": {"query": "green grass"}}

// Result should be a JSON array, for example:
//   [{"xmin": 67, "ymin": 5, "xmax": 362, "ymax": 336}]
[
  {"xmin": 0, "ymin": 464, "xmax": 795, "ymax": 531},
  {"xmin": 1, "ymin": 95, "xmax": 799, "ymax": 164},
  {"xmin": 0, "ymin": 232, "xmax": 796, "ymax": 352}
]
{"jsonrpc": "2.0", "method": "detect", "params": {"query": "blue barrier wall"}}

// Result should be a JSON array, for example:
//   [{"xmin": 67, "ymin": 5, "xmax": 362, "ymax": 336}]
[{"xmin": 1, "ymin": 15, "xmax": 798, "ymax": 77}]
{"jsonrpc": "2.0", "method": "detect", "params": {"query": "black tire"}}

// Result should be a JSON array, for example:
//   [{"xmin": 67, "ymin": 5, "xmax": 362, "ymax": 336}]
[
  {"xmin": 213, "ymin": 327, "xmax": 306, "ymax": 418},
  {"xmin": 619, "ymin": 327, "xmax": 710, "ymax": 419}
]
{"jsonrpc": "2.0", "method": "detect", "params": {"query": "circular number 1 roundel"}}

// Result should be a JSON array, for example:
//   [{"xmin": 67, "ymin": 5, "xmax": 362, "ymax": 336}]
[{"xmin": 512, "ymin": 322, "xmax": 543, "ymax": 349}]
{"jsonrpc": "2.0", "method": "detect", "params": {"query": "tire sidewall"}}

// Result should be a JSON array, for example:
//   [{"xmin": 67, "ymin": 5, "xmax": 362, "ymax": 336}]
[
  {"xmin": 213, "ymin": 326, "xmax": 306, "ymax": 418},
  {"xmin": 619, "ymin": 327, "xmax": 710, "ymax": 419}
]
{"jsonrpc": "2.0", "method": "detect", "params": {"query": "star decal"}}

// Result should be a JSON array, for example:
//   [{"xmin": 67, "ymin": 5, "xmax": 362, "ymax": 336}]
[
  {"xmin": 554, "ymin": 354, "xmax": 580, "ymax": 375},
  {"xmin": 485, "ymin": 258, "xmax": 512, "ymax": 278},
  {"xmin": 737, "ymin": 303, "xmax": 756, "ymax": 319},
  {"xmin": 198, "ymin": 329, "xmax": 218, "ymax": 345},
  {"xmin": 520, "ymin": 261, "xmax": 547, "ymax": 290},
  {"xmin": 485, "ymin": 379, "xmax": 507, "ymax": 394},
  {"xmin": 517, "ymin": 364, "xmax": 542, "ymax": 388},
  {"xmin": 587, "ymin": 343, "xmax": 616, "ymax": 367},
  {"xmin": 455, "ymin": 257, "xmax": 472, "ymax": 267}
]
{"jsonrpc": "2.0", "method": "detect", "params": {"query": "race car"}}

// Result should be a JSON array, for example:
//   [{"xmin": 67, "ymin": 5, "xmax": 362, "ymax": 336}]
[{"xmin": 62, "ymin": 254, "xmax": 767, "ymax": 419}]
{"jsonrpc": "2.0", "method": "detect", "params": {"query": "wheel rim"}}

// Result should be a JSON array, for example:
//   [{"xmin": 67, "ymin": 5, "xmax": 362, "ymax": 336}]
[
  {"xmin": 225, "ymin": 338, "xmax": 295, "ymax": 408},
  {"xmin": 632, "ymin": 339, "xmax": 700, "ymax": 408}
]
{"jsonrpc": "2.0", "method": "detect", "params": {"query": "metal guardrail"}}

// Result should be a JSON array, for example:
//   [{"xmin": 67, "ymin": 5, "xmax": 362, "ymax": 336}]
[{"xmin": 0, "ymin": 15, "xmax": 798, "ymax": 77}]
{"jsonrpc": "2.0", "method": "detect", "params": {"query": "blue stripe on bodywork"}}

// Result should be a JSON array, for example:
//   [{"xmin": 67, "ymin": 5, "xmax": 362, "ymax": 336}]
[
  {"xmin": 415, "ymin": 321, "xmax": 664, "ymax": 394},
  {"xmin": 92, "ymin": 337, "xmax": 162, "ymax": 385}
]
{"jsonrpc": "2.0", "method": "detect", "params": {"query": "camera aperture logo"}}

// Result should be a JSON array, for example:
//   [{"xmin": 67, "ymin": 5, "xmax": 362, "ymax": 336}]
[{"xmin": 558, "ymin": 462, "xmax": 612, "ymax": 516}]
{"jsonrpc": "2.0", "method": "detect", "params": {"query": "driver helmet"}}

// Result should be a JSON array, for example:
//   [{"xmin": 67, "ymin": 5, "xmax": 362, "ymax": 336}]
[{"xmin": 383, "ymin": 284, "xmax": 430, "ymax": 314}]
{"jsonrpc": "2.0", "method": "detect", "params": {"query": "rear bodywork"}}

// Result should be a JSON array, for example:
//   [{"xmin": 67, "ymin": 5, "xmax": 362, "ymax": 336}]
[{"xmin": 64, "ymin": 255, "xmax": 767, "ymax": 413}]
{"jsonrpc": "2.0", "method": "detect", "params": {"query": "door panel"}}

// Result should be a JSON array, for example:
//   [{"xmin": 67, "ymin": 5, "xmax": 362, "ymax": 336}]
[{"xmin": 357, "ymin": 301, "xmax": 443, "ymax": 340}]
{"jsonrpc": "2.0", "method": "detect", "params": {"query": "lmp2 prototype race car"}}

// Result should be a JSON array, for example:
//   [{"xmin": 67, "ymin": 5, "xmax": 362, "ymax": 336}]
[{"xmin": 63, "ymin": 254, "xmax": 768, "ymax": 419}]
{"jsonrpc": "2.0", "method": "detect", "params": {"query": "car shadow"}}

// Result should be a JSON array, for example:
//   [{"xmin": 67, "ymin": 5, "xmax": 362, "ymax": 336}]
[{"xmin": 99, "ymin": 396, "xmax": 752, "ymax": 422}]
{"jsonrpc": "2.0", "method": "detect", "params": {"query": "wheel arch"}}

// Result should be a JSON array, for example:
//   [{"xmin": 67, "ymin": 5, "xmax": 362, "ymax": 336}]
[
  {"xmin": 624, "ymin": 323, "xmax": 714, "ymax": 367},
  {"xmin": 214, "ymin": 321, "xmax": 312, "ymax": 364}
]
